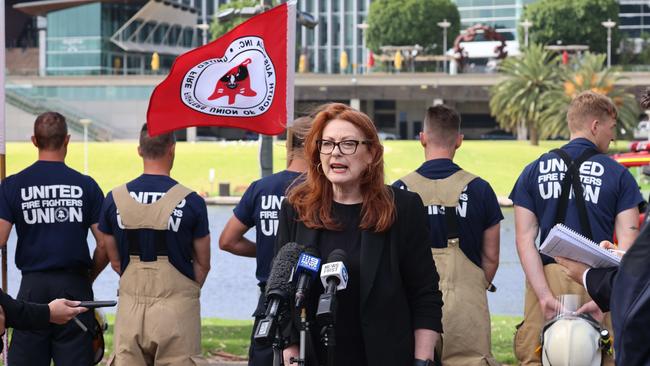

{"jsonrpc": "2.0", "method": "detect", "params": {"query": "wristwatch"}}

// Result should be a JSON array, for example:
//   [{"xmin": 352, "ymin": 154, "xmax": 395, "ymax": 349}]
[{"xmin": 413, "ymin": 359, "xmax": 434, "ymax": 366}]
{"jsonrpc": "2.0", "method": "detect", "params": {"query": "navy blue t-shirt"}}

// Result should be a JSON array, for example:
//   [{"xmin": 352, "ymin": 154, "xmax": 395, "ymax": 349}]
[
  {"xmin": 509, "ymin": 138, "xmax": 643, "ymax": 260},
  {"xmin": 0, "ymin": 161, "xmax": 104, "ymax": 273},
  {"xmin": 233, "ymin": 170, "xmax": 301, "ymax": 284},
  {"xmin": 393, "ymin": 159, "xmax": 503, "ymax": 267},
  {"xmin": 98, "ymin": 174, "xmax": 210, "ymax": 280}
]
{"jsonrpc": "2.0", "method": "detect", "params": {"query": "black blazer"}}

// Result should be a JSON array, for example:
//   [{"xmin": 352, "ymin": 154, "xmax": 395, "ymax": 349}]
[
  {"xmin": 0, "ymin": 290, "xmax": 50, "ymax": 330},
  {"xmin": 276, "ymin": 186, "xmax": 443, "ymax": 366},
  {"xmin": 585, "ymin": 224, "xmax": 650, "ymax": 365}
]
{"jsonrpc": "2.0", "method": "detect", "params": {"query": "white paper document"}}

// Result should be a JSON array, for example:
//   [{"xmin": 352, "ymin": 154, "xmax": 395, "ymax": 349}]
[{"xmin": 539, "ymin": 224, "xmax": 620, "ymax": 268}]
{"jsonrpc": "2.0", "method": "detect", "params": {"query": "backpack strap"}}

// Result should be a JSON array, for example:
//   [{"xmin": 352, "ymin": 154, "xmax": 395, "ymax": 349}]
[{"xmin": 550, "ymin": 148, "xmax": 600, "ymax": 239}]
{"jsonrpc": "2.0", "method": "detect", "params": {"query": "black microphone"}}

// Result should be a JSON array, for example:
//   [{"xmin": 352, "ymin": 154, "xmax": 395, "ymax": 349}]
[
  {"xmin": 254, "ymin": 242, "xmax": 302, "ymax": 344},
  {"xmin": 316, "ymin": 249, "xmax": 348, "ymax": 326},
  {"xmin": 293, "ymin": 246, "xmax": 321, "ymax": 309}
]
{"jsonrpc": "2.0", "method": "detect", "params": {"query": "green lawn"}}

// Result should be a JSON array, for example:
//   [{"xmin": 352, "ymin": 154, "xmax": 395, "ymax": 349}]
[
  {"xmin": 4, "ymin": 139, "xmax": 632, "ymax": 197},
  {"xmin": 97, "ymin": 314, "xmax": 522, "ymax": 364}
]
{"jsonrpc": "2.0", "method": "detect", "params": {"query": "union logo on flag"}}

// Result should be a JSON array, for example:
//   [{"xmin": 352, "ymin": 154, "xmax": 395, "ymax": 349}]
[
  {"xmin": 181, "ymin": 37, "xmax": 275, "ymax": 116},
  {"xmin": 147, "ymin": 2, "xmax": 295, "ymax": 136}
]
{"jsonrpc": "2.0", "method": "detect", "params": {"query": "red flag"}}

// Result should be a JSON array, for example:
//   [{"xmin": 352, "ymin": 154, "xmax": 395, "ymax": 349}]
[{"xmin": 147, "ymin": 2, "xmax": 296, "ymax": 136}]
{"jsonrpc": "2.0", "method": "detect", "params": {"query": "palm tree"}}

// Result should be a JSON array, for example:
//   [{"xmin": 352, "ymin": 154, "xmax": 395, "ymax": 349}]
[
  {"xmin": 489, "ymin": 44, "xmax": 559, "ymax": 145},
  {"xmin": 539, "ymin": 53, "xmax": 640, "ymax": 139}
]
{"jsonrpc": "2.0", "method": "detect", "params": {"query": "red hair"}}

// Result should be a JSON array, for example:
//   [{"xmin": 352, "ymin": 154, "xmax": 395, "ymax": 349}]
[{"xmin": 286, "ymin": 103, "xmax": 395, "ymax": 232}]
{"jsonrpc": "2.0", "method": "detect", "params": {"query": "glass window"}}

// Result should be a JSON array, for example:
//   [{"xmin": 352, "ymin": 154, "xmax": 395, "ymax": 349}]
[
  {"xmin": 332, "ymin": 0, "xmax": 340, "ymax": 13},
  {"xmin": 621, "ymin": 17, "xmax": 641, "ymax": 27},
  {"xmin": 621, "ymin": 5, "xmax": 642, "ymax": 14},
  {"xmin": 319, "ymin": 15, "xmax": 328, "ymax": 45},
  {"xmin": 332, "ymin": 16, "xmax": 340, "ymax": 45},
  {"xmin": 319, "ymin": 1, "xmax": 327, "ymax": 12},
  {"xmin": 48, "ymin": 3, "xmax": 101, "ymax": 37},
  {"xmin": 357, "ymin": 0, "xmax": 366, "ymax": 12}
]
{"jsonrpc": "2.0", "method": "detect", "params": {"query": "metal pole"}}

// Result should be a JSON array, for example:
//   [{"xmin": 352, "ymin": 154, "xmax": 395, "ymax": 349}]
[
  {"xmin": 1, "ymin": 0, "xmax": 9, "ymax": 360},
  {"xmin": 607, "ymin": 27, "xmax": 612, "ymax": 68},
  {"xmin": 83, "ymin": 125, "xmax": 88, "ymax": 174},
  {"xmin": 259, "ymin": 0, "xmax": 274, "ymax": 178},
  {"xmin": 601, "ymin": 19, "xmax": 616, "ymax": 68},
  {"xmin": 201, "ymin": 0, "xmax": 208, "ymax": 45},
  {"xmin": 525, "ymin": 28, "xmax": 529, "ymax": 48},
  {"xmin": 443, "ymin": 27, "xmax": 447, "ymax": 73}
]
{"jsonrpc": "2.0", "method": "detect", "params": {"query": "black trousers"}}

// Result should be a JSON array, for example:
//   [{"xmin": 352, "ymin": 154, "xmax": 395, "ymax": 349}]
[
  {"xmin": 249, "ymin": 288, "xmax": 274, "ymax": 366},
  {"xmin": 8, "ymin": 270, "xmax": 94, "ymax": 366}
]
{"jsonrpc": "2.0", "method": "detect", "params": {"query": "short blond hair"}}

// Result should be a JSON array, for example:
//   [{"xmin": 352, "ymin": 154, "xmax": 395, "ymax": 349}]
[{"xmin": 567, "ymin": 91, "xmax": 617, "ymax": 133}]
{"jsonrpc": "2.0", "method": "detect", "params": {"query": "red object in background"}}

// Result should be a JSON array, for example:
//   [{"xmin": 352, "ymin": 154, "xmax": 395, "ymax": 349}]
[
  {"xmin": 562, "ymin": 50, "xmax": 569, "ymax": 65},
  {"xmin": 368, "ymin": 51, "xmax": 375, "ymax": 68},
  {"xmin": 147, "ymin": 3, "xmax": 296, "ymax": 136}
]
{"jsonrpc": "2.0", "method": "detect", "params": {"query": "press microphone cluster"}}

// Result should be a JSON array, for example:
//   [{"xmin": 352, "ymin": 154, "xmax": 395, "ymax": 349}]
[
  {"xmin": 294, "ymin": 247, "xmax": 321, "ymax": 309},
  {"xmin": 254, "ymin": 242, "xmax": 302, "ymax": 344},
  {"xmin": 316, "ymin": 249, "xmax": 348, "ymax": 326}
]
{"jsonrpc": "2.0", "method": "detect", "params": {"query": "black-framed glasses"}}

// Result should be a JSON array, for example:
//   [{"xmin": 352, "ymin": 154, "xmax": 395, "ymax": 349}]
[{"xmin": 316, "ymin": 139, "xmax": 370, "ymax": 155}]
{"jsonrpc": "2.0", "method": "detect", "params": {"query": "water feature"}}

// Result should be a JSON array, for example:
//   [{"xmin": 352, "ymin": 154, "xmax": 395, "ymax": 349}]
[{"xmin": 2, "ymin": 206, "xmax": 524, "ymax": 319}]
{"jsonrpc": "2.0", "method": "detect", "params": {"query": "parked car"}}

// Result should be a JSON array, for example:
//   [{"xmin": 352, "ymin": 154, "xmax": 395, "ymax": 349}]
[
  {"xmin": 633, "ymin": 120, "xmax": 650, "ymax": 140},
  {"xmin": 479, "ymin": 129, "xmax": 515, "ymax": 140},
  {"xmin": 378, "ymin": 132, "xmax": 398, "ymax": 140}
]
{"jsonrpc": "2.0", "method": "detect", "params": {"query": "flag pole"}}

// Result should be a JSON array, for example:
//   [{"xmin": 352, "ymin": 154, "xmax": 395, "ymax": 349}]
[{"xmin": 1, "ymin": 0, "xmax": 9, "ymax": 361}]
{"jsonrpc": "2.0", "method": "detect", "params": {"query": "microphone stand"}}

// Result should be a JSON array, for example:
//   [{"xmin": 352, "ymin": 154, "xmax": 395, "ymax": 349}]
[
  {"xmin": 290, "ymin": 308, "xmax": 309, "ymax": 366},
  {"xmin": 272, "ymin": 325, "xmax": 284, "ymax": 366},
  {"xmin": 320, "ymin": 324, "xmax": 335, "ymax": 366}
]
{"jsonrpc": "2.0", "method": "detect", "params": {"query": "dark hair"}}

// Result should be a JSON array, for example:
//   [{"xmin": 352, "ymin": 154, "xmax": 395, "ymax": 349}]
[
  {"xmin": 423, "ymin": 105, "xmax": 461, "ymax": 147},
  {"xmin": 286, "ymin": 103, "xmax": 395, "ymax": 232},
  {"xmin": 34, "ymin": 112, "xmax": 68, "ymax": 150},
  {"xmin": 139, "ymin": 123, "xmax": 176, "ymax": 159}
]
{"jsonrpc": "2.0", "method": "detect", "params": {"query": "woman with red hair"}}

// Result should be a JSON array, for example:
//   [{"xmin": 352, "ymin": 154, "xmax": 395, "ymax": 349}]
[{"xmin": 276, "ymin": 103, "xmax": 443, "ymax": 366}]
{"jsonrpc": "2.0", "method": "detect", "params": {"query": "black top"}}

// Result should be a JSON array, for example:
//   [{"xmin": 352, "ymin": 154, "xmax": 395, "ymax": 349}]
[{"xmin": 311, "ymin": 201, "xmax": 365, "ymax": 365}]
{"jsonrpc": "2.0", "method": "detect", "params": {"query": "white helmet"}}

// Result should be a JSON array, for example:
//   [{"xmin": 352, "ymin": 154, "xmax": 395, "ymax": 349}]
[{"xmin": 541, "ymin": 315, "xmax": 602, "ymax": 366}]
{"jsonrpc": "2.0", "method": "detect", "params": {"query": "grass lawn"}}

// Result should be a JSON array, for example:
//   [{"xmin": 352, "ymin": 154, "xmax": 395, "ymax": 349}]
[
  {"xmin": 96, "ymin": 314, "xmax": 523, "ymax": 364},
  {"xmin": 3, "ymin": 139, "xmax": 633, "ymax": 197}
]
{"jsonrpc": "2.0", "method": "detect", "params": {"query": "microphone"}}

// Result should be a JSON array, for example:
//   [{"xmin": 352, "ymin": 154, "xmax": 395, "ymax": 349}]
[
  {"xmin": 294, "ymin": 246, "xmax": 321, "ymax": 309},
  {"xmin": 254, "ymin": 242, "xmax": 302, "ymax": 344},
  {"xmin": 316, "ymin": 249, "xmax": 348, "ymax": 326}
]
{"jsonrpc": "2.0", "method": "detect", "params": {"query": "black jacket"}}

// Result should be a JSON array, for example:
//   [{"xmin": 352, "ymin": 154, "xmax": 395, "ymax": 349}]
[
  {"xmin": 275, "ymin": 186, "xmax": 443, "ymax": 366},
  {"xmin": 0, "ymin": 290, "xmax": 50, "ymax": 330},
  {"xmin": 586, "ymin": 224, "xmax": 650, "ymax": 365}
]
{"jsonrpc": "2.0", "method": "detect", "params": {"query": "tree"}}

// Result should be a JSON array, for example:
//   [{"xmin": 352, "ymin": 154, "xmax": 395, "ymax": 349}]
[
  {"xmin": 489, "ymin": 44, "xmax": 560, "ymax": 146},
  {"xmin": 210, "ymin": 0, "xmax": 278, "ymax": 40},
  {"xmin": 521, "ymin": 0, "xmax": 619, "ymax": 54},
  {"xmin": 539, "ymin": 53, "xmax": 640, "ymax": 139},
  {"xmin": 366, "ymin": 0, "xmax": 460, "ymax": 55}
]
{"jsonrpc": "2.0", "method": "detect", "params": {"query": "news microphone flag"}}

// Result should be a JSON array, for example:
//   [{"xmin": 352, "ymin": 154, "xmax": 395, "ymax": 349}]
[{"xmin": 146, "ymin": 2, "xmax": 296, "ymax": 136}]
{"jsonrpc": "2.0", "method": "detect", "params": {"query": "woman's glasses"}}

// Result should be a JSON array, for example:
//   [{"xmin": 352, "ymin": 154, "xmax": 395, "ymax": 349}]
[{"xmin": 316, "ymin": 139, "xmax": 370, "ymax": 155}]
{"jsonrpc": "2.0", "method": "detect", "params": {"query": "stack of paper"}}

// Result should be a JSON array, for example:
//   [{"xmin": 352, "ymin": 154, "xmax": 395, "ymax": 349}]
[{"xmin": 539, "ymin": 224, "xmax": 620, "ymax": 268}]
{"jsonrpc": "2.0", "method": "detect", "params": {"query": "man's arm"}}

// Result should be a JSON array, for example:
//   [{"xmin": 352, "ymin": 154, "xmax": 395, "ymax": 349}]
[
  {"xmin": 102, "ymin": 232, "xmax": 122, "ymax": 274},
  {"xmin": 0, "ymin": 218, "xmax": 12, "ymax": 248},
  {"xmin": 192, "ymin": 234, "xmax": 211, "ymax": 286},
  {"xmin": 89, "ymin": 224, "xmax": 109, "ymax": 282},
  {"xmin": 514, "ymin": 206, "xmax": 561, "ymax": 320},
  {"xmin": 218, "ymin": 216, "xmax": 255, "ymax": 257},
  {"xmin": 481, "ymin": 223, "xmax": 500, "ymax": 284},
  {"xmin": 615, "ymin": 207, "xmax": 640, "ymax": 250}
]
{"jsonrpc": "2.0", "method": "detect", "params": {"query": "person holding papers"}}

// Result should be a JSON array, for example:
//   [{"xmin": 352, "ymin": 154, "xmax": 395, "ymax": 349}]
[
  {"xmin": 509, "ymin": 91, "xmax": 643, "ymax": 365},
  {"xmin": 555, "ymin": 88, "xmax": 650, "ymax": 365}
]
